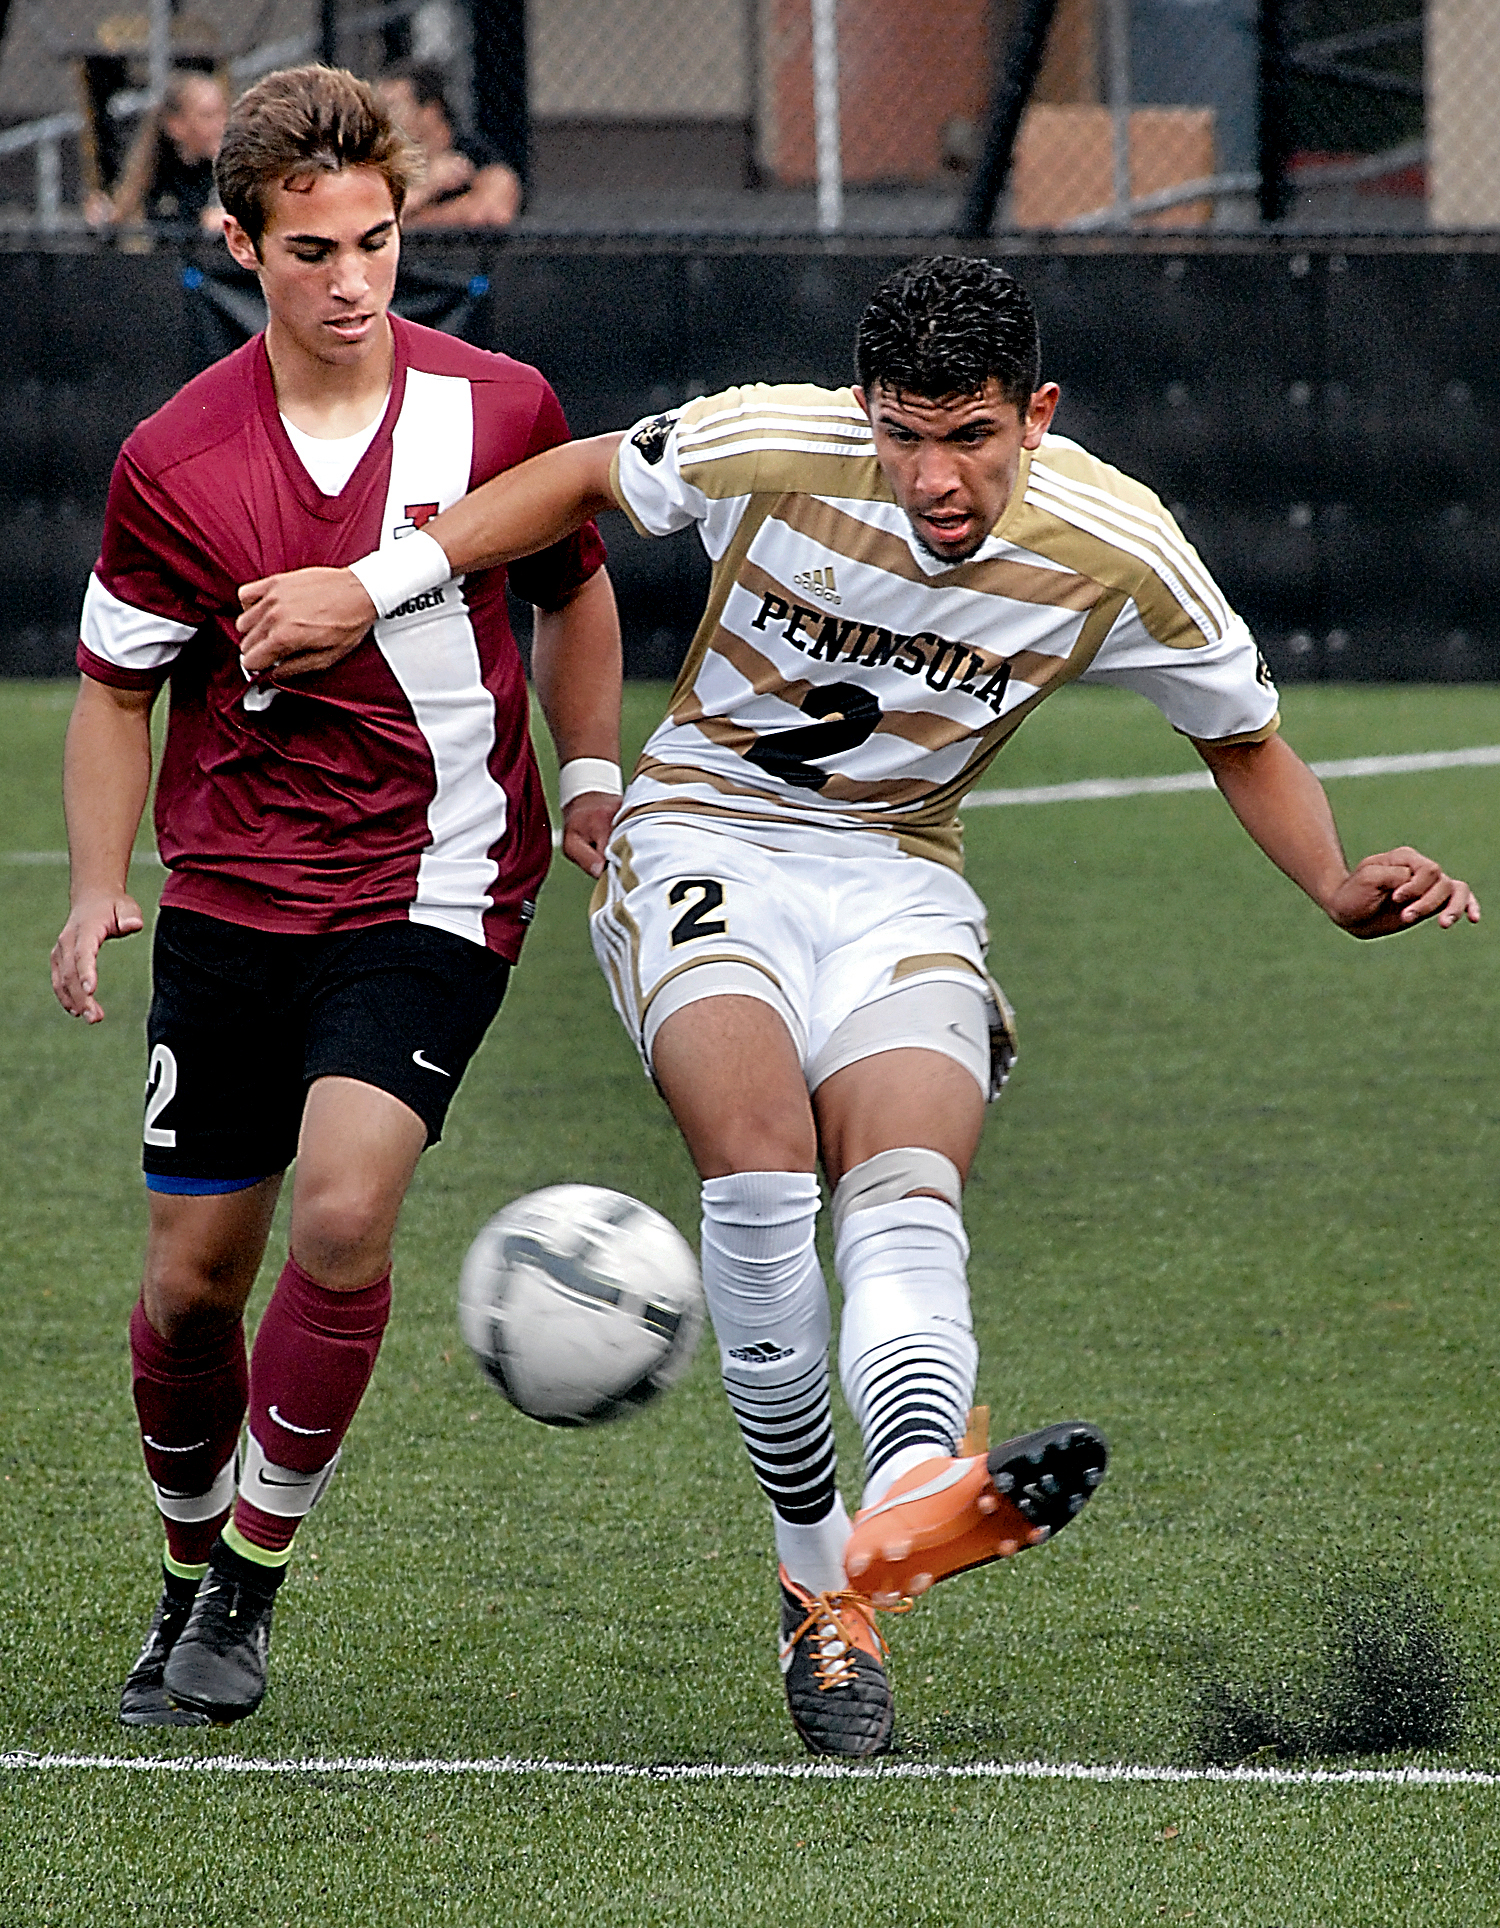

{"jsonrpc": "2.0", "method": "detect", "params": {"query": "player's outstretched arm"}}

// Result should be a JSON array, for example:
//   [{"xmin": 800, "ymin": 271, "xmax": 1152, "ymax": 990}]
[
  {"xmin": 236, "ymin": 434, "xmax": 625, "ymax": 679},
  {"xmin": 531, "ymin": 568, "xmax": 624, "ymax": 879},
  {"xmin": 1194, "ymin": 732, "xmax": 1480, "ymax": 939},
  {"xmin": 50, "ymin": 676, "xmax": 155, "ymax": 1023}
]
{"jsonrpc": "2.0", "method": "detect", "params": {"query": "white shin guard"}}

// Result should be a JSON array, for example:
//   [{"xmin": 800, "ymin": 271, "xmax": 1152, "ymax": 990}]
[
  {"xmin": 830, "ymin": 1145, "xmax": 961, "ymax": 1240},
  {"xmin": 152, "ymin": 1449, "xmax": 238, "ymax": 1526},
  {"xmin": 700, "ymin": 1171, "xmax": 850, "ymax": 1593},
  {"xmin": 835, "ymin": 1189, "xmax": 978, "ymax": 1510},
  {"xmin": 238, "ymin": 1431, "xmax": 341, "ymax": 1521}
]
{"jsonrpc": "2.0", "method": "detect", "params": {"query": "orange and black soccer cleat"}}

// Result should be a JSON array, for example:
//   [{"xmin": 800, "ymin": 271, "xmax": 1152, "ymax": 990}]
[
  {"xmin": 843, "ymin": 1420, "xmax": 1108, "ymax": 1604},
  {"xmin": 778, "ymin": 1568, "xmax": 908, "ymax": 1758}
]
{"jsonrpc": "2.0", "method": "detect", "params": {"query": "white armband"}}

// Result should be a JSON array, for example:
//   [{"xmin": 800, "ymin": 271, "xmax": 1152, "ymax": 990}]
[
  {"xmin": 558, "ymin": 758, "xmax": 624, "ymax": 808},
  {"xmin": 346, "ymin": 530, "xmax": 451, "ymax": 619}
]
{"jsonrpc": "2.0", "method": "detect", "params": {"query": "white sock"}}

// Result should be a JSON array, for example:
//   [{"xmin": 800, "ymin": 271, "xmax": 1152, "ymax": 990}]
[
  {"xmin": 862, "ymin": 1444, "xmax": 951, "ymax": 1507},
  {"xmin": 700, "ymin": 1171, "xmax": 849, "ymax": 1591},
  {"xmin": 772, "ymin": 1503, "xmax": 854, "ymax": 1597},
  {"xmin": 836, "ymin": 1195, "xmax": 978, "ymax": 1511}
]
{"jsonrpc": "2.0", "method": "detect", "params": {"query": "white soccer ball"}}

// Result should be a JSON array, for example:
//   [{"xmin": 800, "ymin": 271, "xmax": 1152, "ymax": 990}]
[{"xmin": 458, "ymin": 1184, "xmax": 705, "ymax": 1427}]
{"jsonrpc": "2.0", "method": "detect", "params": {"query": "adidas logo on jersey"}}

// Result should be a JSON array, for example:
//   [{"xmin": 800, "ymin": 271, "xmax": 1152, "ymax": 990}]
[
  {"xmin": 727, "ymin": 1340, "xmax": 796, "ymax": 1364},
  {"xmin": 793, "ymin": 565, "xmax": 841, "ymax": 606}
]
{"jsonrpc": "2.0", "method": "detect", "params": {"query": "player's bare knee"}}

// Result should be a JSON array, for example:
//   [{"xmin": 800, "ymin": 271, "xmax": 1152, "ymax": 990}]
[
  {"xmin": 707, "ymin": 1110, "xmax": 815, "ymax": 1178},
  {"xmin": 142, "ymin": 1228, "xmax": 261, "ymax": 1338},
  {"xmin": 139, "ymin": 1257, "xmax": 247, "ymax": 1345},
  {"xmin": 290, "ymin": 1185, "xmax": 397, "ymax": 1288},
  {"xmin": 291, "ymin": 1208, "xmax": 391, "ymax": 1276},
  {"xmin": 649, "ymin": 987, "xmax": 814, "ymax": 1177},
  {"xmin": 656, "ymin": 1053, "xmax": 815, "ymax": 1176}
]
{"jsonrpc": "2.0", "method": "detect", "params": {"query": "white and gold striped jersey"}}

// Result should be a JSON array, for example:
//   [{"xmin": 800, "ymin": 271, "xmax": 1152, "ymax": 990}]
[{"xmin": 609, "ymin": 383, "xmax": 1279, "ymax": 870}]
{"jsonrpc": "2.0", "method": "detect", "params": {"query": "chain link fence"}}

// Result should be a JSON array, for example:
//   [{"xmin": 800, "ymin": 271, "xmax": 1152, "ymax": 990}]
[{"xmin": 0, "ymin": 0, "xmax": 1493, "ymax": 236}]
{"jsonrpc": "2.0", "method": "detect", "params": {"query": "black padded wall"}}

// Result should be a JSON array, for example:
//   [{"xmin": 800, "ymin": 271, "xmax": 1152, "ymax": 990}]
[{"xmin": 2, "ymin": 240, "xmax": 1495, "ymax": 681}]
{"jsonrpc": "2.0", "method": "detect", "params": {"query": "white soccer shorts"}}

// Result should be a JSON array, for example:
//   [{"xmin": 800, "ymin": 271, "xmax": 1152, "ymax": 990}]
[{"xmin": 589, "ymin": 816, "xmax": 1016, "ymax": 1099}]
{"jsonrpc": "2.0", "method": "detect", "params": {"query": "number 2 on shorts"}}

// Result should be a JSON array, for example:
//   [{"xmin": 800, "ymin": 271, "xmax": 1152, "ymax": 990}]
[
  {"xmin": 668, "ymin": 879, "xmax": 728, "ymax": 946},
  {"xmin": 143, "ymin": 1042, "xmax": 179, "ymax": 1148}
]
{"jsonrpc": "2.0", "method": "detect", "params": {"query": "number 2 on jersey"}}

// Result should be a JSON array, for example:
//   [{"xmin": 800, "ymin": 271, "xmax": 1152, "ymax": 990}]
[
  {"xmin": 744, "ymin": 681, "xmax": 883, "ymax": 790},
  {"xmin": 668, "ymin": 879, "xmax": 728, "ymax": 945}
]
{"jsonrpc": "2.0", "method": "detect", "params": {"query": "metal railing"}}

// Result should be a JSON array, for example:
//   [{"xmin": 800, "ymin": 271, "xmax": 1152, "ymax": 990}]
[
  {"xmin": 0, "ymin": 0, "xmax": 1489, "ymax": 240},
  {"xmin": 1058, "ymin": 142, "xmax": 1426, "ymax": 234},
  {"xmin": 0, "ymin": 0, "xmax": 426, "ymax": 231},
  {"xmin": 0, "ymin": 108, "xmax": 77, "ymax": 229}
]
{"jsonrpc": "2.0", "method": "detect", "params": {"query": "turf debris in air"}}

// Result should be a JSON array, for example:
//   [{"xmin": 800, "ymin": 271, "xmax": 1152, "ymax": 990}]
[{"xmin": 1189, "ymin": 1562, "xmax": 1469, "ymax": 1765}]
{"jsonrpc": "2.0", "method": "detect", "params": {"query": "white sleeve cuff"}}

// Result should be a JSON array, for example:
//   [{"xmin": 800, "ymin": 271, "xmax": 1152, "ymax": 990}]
[
  {"xmin": 558, "ymin": 758, "xmax": 624, "ymax": 808},
  {"xmin": 347, "ymin": 530, "xmax": 451, "ymax": 619}
]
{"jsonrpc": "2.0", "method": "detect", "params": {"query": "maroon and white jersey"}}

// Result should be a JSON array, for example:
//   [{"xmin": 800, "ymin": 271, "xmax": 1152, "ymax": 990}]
[{"xmin": 78, "ymin": 314, "xmax": 605, "ymax": 959}]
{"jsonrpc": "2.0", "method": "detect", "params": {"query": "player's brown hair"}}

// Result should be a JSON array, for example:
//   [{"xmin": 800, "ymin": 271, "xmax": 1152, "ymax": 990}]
[{"xmin": 215, "ymin": 65, "xmax": 422, "ymax": 247}]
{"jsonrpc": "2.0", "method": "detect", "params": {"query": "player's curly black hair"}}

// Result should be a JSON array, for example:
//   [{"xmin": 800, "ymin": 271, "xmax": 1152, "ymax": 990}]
[{"xmin": 855, "ymin": 256, "xmax": 1041, "ymax": 409}]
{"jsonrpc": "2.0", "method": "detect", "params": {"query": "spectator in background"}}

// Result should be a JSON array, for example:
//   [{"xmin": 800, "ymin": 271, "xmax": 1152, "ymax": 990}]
[
  {"xmin": 377, "ymin": 63, "xmax": 521, "ymax": 227},
  {"xmin": 89, "ymin": 69, "xmax": 229, "ymax": 232}
]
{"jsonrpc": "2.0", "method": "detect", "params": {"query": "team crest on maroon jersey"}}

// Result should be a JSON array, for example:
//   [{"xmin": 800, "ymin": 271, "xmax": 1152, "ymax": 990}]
[{"xmin": 395, "ymin": 502, "xmax": 440, "ymax": 539}]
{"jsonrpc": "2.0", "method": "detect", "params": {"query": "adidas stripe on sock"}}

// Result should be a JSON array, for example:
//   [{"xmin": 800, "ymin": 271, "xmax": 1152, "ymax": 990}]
[{"xmin": 701, "ymin": 1171, "xmax": 850, "ymax": 1594}]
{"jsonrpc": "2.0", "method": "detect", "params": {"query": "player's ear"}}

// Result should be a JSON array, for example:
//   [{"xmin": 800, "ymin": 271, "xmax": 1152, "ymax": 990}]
[
  {"xmin": 852, "ymin": 384, "xmax": 870, "ymax": 422},
  {"xmin": 222, "ymin": 214, "xmax": 262, "ymax": 273},
  {"xmin": 1022, "ymin": 382, "xmax": 1061, "ymax": 449}
]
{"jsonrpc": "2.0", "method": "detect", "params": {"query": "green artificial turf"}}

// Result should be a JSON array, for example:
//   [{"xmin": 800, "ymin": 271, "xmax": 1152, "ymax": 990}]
[
  {"xmin": 3, "ymin": 1772, "xmax": 1497, "ymax": 1928},
  {"xmin": 2, "ymin": 679, "xmax": 1498, "ymax": 1925}
]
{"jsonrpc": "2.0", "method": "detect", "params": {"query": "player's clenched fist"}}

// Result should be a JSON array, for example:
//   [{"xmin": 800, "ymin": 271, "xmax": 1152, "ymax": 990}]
[
  {"xmin": 236, "ymin": 566, "xmax": 377, "ymax": 678},
  {"xmin": 51, "ymin": 890, "xmax": 144, "ymax": 1023},
  {"xmin": 559, "ymin": 792, "xmax": 620, "ymax": 881},
  {"xmin": 1328, "ymin": 845, "xmax": 1480, "ymax": 940}
]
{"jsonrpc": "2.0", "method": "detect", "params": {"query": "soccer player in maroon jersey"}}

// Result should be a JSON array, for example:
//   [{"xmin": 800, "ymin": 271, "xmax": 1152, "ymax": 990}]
[{"xmin": 49, "ymin": 66, "xmax": 623, "ymax": 1726}]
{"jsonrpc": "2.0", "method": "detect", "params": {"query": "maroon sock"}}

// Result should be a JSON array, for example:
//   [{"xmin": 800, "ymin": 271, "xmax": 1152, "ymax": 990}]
[
  {"xmin": 232, "ymin": 1257, "xmax": 392, "ymax": 1556},
  {"xmin": 129, "ymin": 1298, "xmax": 248, "ymax": 1568}
]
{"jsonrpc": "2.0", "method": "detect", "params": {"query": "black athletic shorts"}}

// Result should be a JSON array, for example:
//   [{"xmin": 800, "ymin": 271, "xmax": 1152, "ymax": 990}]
[{"xmin": 143, "ymin": 908, "xmax": 510, "ymax": 1192}]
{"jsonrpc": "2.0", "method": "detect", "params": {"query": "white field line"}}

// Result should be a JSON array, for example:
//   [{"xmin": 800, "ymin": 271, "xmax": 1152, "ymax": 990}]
[
  {"xmin": 2, "ymin": 1751, "xmax": 1499, "ymax": 1788},
  {"xmin": 6, "ymin": 746, "xmax": 1499, "ymax": 868},
  {"xmin": 963, "ymin": 743, "xmax": 1500, "ymax": 809},
  {"xmin": 3, "ymin": 849, "xmax": 159, "ymax": 865}
]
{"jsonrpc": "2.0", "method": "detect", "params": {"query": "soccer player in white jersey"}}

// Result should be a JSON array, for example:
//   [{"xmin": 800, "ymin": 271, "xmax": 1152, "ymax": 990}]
[
  {"xmin": 238, "ymin": 256, "xmax": 1478, "ymax": 1758},
  {"xmin": 50, "ymin": 67, "xmax": 621, "ymax": 1727}
]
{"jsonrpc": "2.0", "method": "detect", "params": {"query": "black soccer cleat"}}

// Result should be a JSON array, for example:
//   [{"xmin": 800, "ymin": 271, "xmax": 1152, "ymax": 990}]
[
  {"xmin": 120, "ymin": 1576, "xmax": 211, "ymax": 1728},
  {"xmin": 162, "ymin": 1541, "xmax": 283, "ymax": 1723},
  {"xmin": 778, "ymin": 1568, "xmax": 903, "ymax": 1759}
]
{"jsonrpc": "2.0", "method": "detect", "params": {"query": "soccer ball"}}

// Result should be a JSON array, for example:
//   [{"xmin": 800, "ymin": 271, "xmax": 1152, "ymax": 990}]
[{"xmin": 458, "ymin": 1184, "xmax": 705, "ymax": 1427}]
